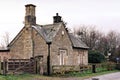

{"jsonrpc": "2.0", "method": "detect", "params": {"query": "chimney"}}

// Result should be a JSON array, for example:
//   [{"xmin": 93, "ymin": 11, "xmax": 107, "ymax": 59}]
[
  {"xmin": 25, "ymin": 4, "xmax": 36, "ymax": 26},
  {"xmin": 53, "ymin": 13, "xmax": 62, "ymax": 23}
]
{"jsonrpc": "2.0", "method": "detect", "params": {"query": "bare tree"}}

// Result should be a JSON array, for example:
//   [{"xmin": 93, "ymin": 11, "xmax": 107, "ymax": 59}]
[
  {"xmin": 74, "ymin": 25, "xmax": 102, "ymax": 50},
  {"xmin": 74, "ymin": 25, "xmax": 120, "ymax": 61},
  {"xmin": 74, "ymin": 25, "xmax": 90, "ymax": 47},
  {"xmin": 106, "ymin": 31, "xmax": 120, "ymax": 59},
  {"xmin": 0, "ymin": 32, "xmax": 10, "ymax": 49}
]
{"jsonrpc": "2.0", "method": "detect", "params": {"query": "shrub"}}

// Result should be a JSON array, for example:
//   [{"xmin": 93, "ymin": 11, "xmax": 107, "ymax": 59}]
[
  {"xmin": 106, "ymin": 62, "xmax": 116, "ymax": 70},
  {"xmin": 88, "ymin": 50, "xmax": 105, "ymax": 63},
  {"xmin": 116, "ymin": 64, "xmax": 120, "ymax": 70}
]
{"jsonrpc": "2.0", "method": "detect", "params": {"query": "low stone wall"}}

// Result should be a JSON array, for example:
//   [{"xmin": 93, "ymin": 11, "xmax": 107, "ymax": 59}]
[{"xmin": 52, "ymin": 65, "xmax": 91, "ymax": 74}]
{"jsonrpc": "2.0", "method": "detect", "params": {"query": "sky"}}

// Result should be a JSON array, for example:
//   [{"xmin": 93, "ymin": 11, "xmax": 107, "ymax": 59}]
[{"xmin": 0, "ymin": 0, "xmax": 120, "ymax": 43}]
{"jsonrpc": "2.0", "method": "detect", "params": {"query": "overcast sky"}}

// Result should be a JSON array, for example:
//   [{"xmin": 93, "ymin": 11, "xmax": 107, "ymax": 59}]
[{"xmin": 0, "ymin": 0, "xmax": 120, "ymax": 43}]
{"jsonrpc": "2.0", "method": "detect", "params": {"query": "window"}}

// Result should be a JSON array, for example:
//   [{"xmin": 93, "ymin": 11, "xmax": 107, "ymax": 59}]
[
  {"xmin": 59, "ymin": 49, "xmax": 67, "ymax": 65},
  {"xmin": 78, "ymin": 54, "xmax": 80, "ymax": 64},
  {"xmin": 78, "ymin": 50, "xmax": 84, "ymax": 65}
]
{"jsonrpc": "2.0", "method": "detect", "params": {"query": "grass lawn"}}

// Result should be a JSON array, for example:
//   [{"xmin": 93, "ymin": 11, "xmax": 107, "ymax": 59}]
[
  {"xmin": 0, "ymin": 70, "xmax": 119, "ymax": 80},
  {"xmin": 0, "ymin": 74, "xmax": 54, "ymax": 80}
]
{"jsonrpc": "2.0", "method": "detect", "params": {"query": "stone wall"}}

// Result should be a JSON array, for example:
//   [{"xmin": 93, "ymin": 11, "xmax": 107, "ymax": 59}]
[
  {"xmin": 73, "ymin": 49, "xmax": 88, "ymax": 65},
  {"xmin": 32, "ymin": 28, "xmax": 48, "ymax": 73},
  {"xmin": 9, "ymin": 27, "xmax": 33, "ymax": 59},
  {"xmin": 50, "ymin": 24, "xmax": 88, "ymax": 66},
  {"xmin": 0, "ymin": 50, "xmax": 10, "ymax": 61},
  {"xmin": 50, "ymin": 24, "xmax": 74, "ymax": 66}
]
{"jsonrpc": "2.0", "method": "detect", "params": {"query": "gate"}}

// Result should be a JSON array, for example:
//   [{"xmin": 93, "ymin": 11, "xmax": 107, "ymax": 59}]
[
  {"xmin": 2, "ymin": 56, "xmax": 43, "ymax": 75},
  {"xmin": 7, "ymin": 58, "xmax": 35, "ymax": 74}
]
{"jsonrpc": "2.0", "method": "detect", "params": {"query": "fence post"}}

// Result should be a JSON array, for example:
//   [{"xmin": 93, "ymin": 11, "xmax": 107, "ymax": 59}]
[
  {"xmin": 3, "ymin": 57, "xmax": 7, "ymax": 75},
  {"xmin": 0, "ymin": 57, "xmax": 1, "ymax": 74},
  {"xmin": 92, "ymin": 64, "xmax": 96, "ymax": 73},
  {"xmin": 34, "ymin": 58, "xmax": 37, "ymax": 74}
]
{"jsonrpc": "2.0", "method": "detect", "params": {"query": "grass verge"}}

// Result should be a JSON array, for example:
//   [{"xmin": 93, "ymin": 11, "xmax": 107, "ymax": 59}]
[
  {"xmin": 0, "ymin": 70, "xmax": 119, "ymax": 80},
  {"xmin": 63, "ymin": 70, "xmax": 120, "ymax": 79}
]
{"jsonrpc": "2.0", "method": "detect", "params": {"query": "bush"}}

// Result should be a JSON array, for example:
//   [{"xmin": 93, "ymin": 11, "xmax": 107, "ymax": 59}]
[
  {"xmin": 88, "ymin": 50, "xmax": 105, "ymax": 63},
  {"xmin": 116, "ymin": 64, "xmax": 120, "ymax": 70},
  {"xmin": 106, "ymin": 62, "xmax": 116, "ymax": 70}
]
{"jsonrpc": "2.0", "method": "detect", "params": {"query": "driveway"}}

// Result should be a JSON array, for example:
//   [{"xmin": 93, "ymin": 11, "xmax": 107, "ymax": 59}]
[{"xmin": 84, "ymin": 72, "xmax": 120, "ymax": 80}]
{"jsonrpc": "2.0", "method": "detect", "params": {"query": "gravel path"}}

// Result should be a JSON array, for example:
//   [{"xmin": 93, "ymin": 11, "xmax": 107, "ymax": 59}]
[{"xmin": 84, "ymin": 72, "xmax": 120, "ymax": 80}]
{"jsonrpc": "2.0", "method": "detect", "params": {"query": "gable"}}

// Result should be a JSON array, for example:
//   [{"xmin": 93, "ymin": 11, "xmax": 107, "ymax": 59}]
[
  {"xmin": 8, "ymin": 26, "xmax": 37, "ymax": 59},
  {"xmin": 32, "ymin": 23, "xmax": 62, "ymax": 43},
  {"xmin": 52, "ymin": 23, "xmax": 72, "ymax": 46},
  {"xmin": 8, "ymin": 27, "xmax": 25, "ymax": 47}
]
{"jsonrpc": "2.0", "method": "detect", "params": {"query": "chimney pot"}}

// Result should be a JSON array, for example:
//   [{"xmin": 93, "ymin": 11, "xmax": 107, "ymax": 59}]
[
  {"xmin": 56, "ymin": 13, "xmax": 58, "ymax": 16},
  {"xmin": 53, "ymin": 13, "xmax": 62, "ymax": 23}
]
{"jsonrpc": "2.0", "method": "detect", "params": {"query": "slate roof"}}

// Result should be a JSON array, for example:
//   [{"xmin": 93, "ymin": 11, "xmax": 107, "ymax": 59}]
[
  {"xmin": 69, "ymin": 33, "xmax": 89, "ymax": 49},
  {"xmin": 32, "ymin": 23, "xmax": 89, "ymax": 49},
  {"xmin": 32, "ymin": 23, "xmax": 61, "ymax": 43},
  {"xmin": 0, "ymin": 48, "xmax": 9, "ymax": 52}
]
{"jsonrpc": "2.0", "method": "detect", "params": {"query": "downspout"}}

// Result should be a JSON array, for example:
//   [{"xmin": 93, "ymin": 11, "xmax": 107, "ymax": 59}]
[
  {"xmin": 31, "ymin": 27, "xmax": 34, "ymax": 58},
  {"xmin": 47, "ymin": 42, "xmax": 51, "ymax": 75}
]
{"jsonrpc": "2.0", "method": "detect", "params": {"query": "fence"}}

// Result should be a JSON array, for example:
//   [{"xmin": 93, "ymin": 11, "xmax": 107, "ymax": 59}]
[
  {"xmin": 52, "ymin": 62, "xmax": 116, "ymax": 75},
  {"xmin": 0, "ymin": 57, "xmax": 117, "ymax": 75},
  {"xmin": 52, "ymin": 65, "xmax": 91, "ymax": 74}
]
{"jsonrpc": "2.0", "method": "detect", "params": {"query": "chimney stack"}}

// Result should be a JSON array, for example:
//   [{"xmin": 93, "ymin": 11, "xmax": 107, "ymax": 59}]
[
  {"xmin": 25, "ymin": 4, "xmax": 36, "ymax": 26},
  {"xmin": 53, "ymin": 13, "xmax": 62, "ymax": 23}
]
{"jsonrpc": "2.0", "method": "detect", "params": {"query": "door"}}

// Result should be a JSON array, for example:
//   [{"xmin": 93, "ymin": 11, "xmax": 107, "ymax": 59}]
[{"xmin": 59, "ymin": 49, "xmax": 67, "ymax": 65}]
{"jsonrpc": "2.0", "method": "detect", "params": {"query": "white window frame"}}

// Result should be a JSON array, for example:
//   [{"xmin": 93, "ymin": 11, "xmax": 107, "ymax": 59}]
[{"xmin": 59, "ymin": 49, "xmax": 67, "ymax": 65}]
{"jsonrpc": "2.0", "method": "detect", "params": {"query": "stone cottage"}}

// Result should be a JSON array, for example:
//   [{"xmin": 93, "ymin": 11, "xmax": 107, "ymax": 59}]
[{"xmin": 5, "ymin": 4, "xmax": 88, "ymax": 74}]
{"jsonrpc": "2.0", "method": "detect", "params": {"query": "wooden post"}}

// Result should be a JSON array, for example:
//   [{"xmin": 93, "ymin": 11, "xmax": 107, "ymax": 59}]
[
  {"xmin": 92, "ymin": 64, "xmax": 96, "ymax": 73},
  {"xmin": 3, "ymin": 57, "xmax": 7, "ymax": 76},
  {"xmin": 34, "ymin": 58, "xmax": 37, "ymax": 74},
  {"xmin": 3, "ymin": 57, "xmax": 5, "ymax": 75},
  {"xmin": 0, "ymin": 57, "xmax": 1, "ymax": 74},
  {"xmin": 37, "ymin": 58, "xmax": 39, "ymax": 74}
]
